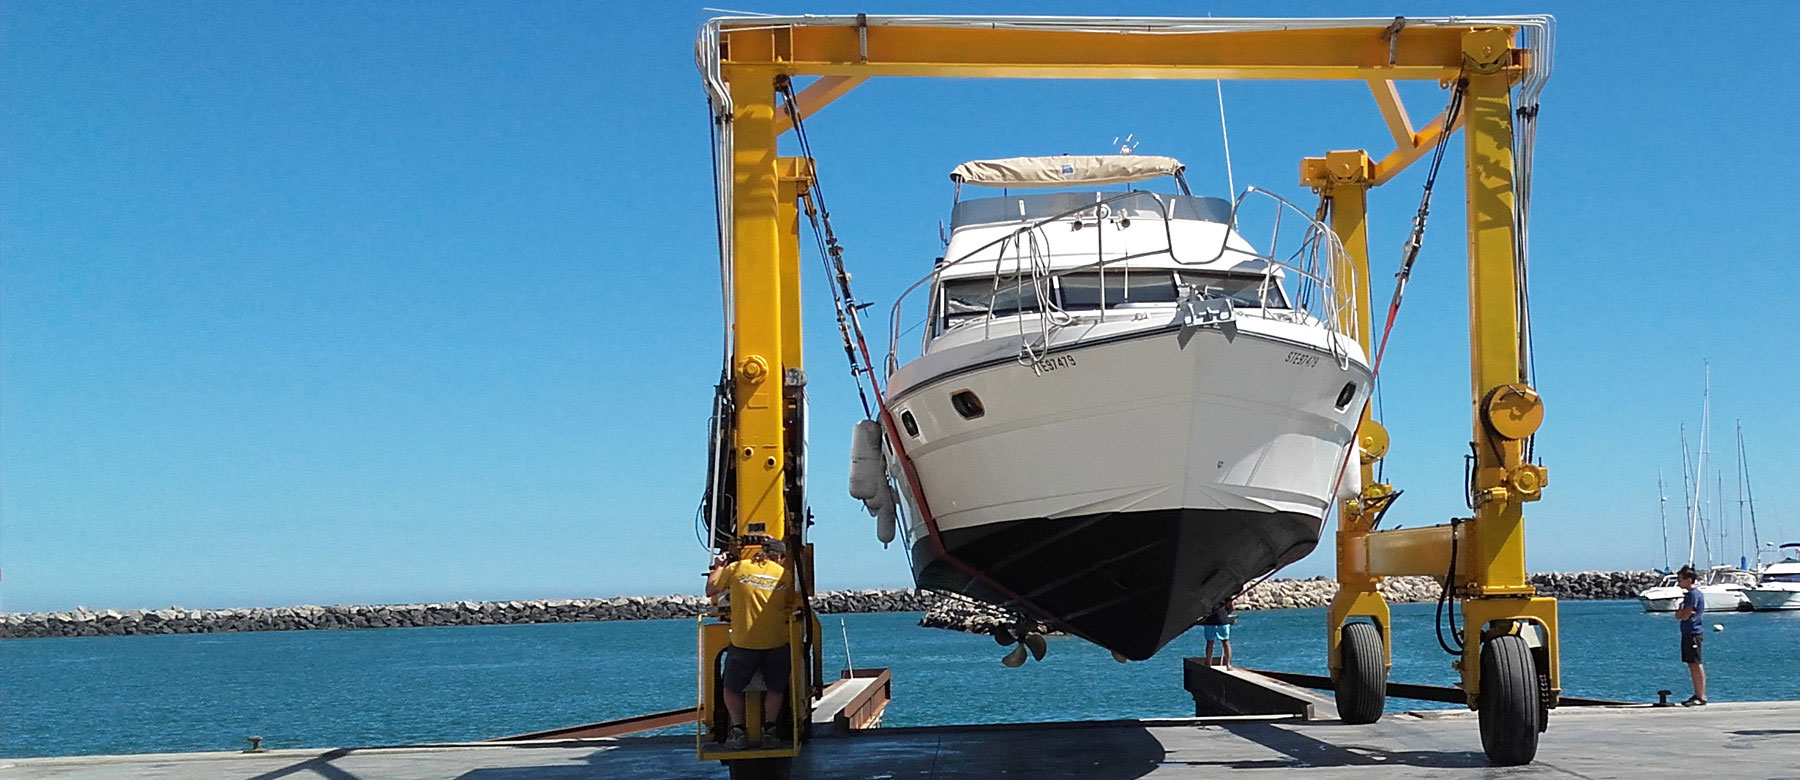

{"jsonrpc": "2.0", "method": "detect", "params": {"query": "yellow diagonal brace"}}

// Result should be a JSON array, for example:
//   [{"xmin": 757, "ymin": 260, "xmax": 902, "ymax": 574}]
[
  {"xmin": 1371, "ymin": 107, "xmax": 1467, "ymax": 185},
  {"xmin": 774, "ymin": 76, "xmax": 866, "ymax": 135},
  {"xmin": 1366, "ymin": 79, "xmax": 1415, "ymax": 150}
]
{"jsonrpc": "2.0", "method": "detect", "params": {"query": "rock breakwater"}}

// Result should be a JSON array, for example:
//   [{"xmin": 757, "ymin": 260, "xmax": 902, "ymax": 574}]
[
  {"xmin": 0, "ymin": 572, "xmax": 1657, "ymax": 640},
  {"xmin": 0, "ymin": 590, "xmax": 944, "ymax": 640},
  {"xmin": 918, "ymin": 571, "xmax": 1663, "ymax": 636}
]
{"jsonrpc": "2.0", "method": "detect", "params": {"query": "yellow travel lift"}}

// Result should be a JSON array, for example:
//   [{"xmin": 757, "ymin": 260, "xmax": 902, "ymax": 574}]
[{"xmin": 695, "ymin": 14, "xmax": 1558, "ymax": 775}]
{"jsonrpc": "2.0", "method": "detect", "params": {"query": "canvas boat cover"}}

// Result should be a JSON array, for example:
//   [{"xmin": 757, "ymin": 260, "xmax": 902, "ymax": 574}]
[{"xmin": 950, "ymin": 155, "xmax": 1184, "ymax": 188}]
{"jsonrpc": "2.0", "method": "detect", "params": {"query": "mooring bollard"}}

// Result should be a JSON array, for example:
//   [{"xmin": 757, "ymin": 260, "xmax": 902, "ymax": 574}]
[
  {"xmin": 1655, "ymin": 690, "xmax": 1674, "ymax": 707},
  {"xmin": 244, "ymin": 736, "xmax": 267, "ymax": 753}
]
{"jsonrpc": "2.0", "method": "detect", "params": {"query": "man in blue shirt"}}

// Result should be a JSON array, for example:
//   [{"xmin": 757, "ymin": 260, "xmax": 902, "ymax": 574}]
[{"xmin": 1675, "ymin": 565, "xmax": 1707, "ymax": 706}]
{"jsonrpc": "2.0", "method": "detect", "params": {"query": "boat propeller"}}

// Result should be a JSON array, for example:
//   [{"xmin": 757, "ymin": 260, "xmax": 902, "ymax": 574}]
[{"xmin": 992, "ymin": 623, "xmax": 1048, "ymax": 667}]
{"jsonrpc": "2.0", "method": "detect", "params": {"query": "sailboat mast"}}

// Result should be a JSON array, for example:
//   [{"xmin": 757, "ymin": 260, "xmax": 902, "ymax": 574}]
[
  {"xmin": 1696, "ymin": 364, "xmax": 1712, "ymax": 568},
  {"xmin": 1680, "ymin": 425, "xmax": 1698, "ymax": 567},
  {"xmin": 1716, "ymin": 470, "xmax": 1726, "ymax": 568},
  {"xmin": 1741, "ymin": 426, "xmax": 1763, "ymax": 567},
  {"xmin": 1658, "ymin": 471, "xmax": 1671, "ymax": 572},
  {"xmin": 1736, "ymin": 421, "xmax": 1747, "ymax": 569}
]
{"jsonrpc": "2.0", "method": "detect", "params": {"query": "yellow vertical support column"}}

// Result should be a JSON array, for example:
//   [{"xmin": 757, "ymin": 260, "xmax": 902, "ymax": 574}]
[
  {"xmin": 776, "ymin": 157, "xmax": 813, "ymax": 397},
  {"xmin": 1307, "ymin": 151, "xmax": 1395, "ymax": 678},
  {"xmin": 729, "ymin": 72, "xmax": 789, "ymax": 544},
  {"xmin": 1455, "ymin": 28, "xmax": 1557, "ymax": 706}
]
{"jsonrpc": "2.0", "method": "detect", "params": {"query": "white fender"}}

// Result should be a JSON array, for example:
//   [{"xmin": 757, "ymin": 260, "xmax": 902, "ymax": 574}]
[
  {"xmin": 874, "ymin": 490, "xmax": 897, "ymax": 546},
  {"xmin": 848, "ymin": 419, "xmax": 886, "ymax": 501}
]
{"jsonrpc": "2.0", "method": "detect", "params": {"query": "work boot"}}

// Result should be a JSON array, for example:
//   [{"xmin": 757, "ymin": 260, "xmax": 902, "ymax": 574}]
[
  {"xmin": 760, "ymin": 723, "xmax": 786, "ymax": 749},
  {"xmin": 724, "ymin": 726, "xmax": 749, "ymax": 750}
]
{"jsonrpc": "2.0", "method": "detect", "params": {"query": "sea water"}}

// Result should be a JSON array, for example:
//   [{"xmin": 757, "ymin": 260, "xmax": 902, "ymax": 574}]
[{"xmin": 3, "ymin": 600, "xmax": 1795, "ymax": 758}]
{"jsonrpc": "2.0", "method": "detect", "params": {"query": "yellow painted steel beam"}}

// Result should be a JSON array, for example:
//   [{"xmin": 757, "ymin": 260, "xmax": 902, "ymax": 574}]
[
  {"xmin": 774, "ymin": 76, "xmax": 866, "ymax": 135},
  {"xmin": 1366, "ymin": 80, "xmax": 1416, "ymax": 150},
  {"xmin": 776, "ymin": 157, "xmax": 813, "ymax": 381},
  {"xmin": 718, "ymin": 24, "xmax": 1518, "ymax": 81},
  {"xmin": 1371, "ymin": 107, "xmax": 1466, "ymax": 185},
  {"xmin": 1461, "ymin": 37, "xmax": 1531, "ymax": 596},
  {"xmin": 729, "ymin": 74, "xmax": 789, "ymax": 544},
  {"xmin": 1364, "ymin": 523, "xmax": 1458, "ymax": 578}
]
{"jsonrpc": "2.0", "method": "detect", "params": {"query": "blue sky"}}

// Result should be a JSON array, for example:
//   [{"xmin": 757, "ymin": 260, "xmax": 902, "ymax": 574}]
[{"xmin": 4, "ymin": 2, "xmax": 1796, "ymax": 613}]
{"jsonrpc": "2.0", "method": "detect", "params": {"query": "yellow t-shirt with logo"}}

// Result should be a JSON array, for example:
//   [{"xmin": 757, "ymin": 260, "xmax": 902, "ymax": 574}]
[{"xmin": 724, "ymin": 559, "xmax": 794, "ymax": 650}]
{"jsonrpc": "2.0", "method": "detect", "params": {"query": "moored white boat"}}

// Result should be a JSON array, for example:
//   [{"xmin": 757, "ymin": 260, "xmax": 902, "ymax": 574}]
[
  {"xmin": 1746, "ymin": 544, "xmax": 1800, "ymax": 611},
  {"xmin": 1639, "ymin": 566, "xmax": 1756, "ymax": 613},
  {"xmin": 1638, "ymin": 576, "xmax": 1683, "ymax": 612},
  {"xmin": 878, "ymin": 155, "xmax": 1371, "ymax": 660}
]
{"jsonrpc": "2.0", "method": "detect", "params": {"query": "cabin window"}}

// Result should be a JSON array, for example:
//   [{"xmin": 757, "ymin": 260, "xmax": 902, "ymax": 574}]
[
  {"xmin": 900, "ymin": 410, "xmax": 920, "ymax": 438},
  {"xmin": 1764, "ymin": 573, "xmax": 1800, "ymax": 584},
  {"xmin": 1334, "ymin": 382, "xmax": 1357, "ymax": 410},
  {"xmin": 1179, "ymin": 272, "xmax": 1290, "ymax": 309},
  {"xmin": 950, "ymin": 390, "xmax": 985, "ymax": 419},
  {"xmin": 941, "ymin": 276, "xmax": 1043, "ymax": 328},
  {"xmin": 1057, "ymin": 272, "xmax": 1179, "ymax": 310}
]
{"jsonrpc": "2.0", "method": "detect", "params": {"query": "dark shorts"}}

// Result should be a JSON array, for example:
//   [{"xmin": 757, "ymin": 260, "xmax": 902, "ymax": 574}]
[
  {"xmin": 1681, "ymin": 634, "xmax": 1703, "ymax": 664},
  {"xmin": 723, "ymin": 645, "xmax": 791, "ymax": 694}
]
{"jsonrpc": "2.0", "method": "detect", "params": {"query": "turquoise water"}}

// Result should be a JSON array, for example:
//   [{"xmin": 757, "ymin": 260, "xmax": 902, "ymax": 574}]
[{"xmin": 3, "ymin": 600, "xmax": 1795, "ymax": 758}]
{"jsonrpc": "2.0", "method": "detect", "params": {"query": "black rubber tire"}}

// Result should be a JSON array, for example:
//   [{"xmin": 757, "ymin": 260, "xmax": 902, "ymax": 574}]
[
  {"xmin": 1478, "ymin": 634, "xmax": 1542, "ymax": 766},
  {"xmin": 1334, "ymin": 622, "xmax": 1387, "ymax": 725}
]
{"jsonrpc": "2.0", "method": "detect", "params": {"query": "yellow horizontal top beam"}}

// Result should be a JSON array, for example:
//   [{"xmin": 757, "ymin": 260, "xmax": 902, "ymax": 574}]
[{"xmin": 718, "ymin": 23, "xmax": 1522, "ymax": 81}]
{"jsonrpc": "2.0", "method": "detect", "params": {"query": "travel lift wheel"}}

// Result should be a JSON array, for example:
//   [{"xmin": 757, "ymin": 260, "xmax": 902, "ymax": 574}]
[
  {"xmin": 1334, "ymin": 622, "xmax": 1387, "ymax": 724},
  {"xmin": 1478, "ymin": 633, "xmax": 1542, "ymax": 766}
]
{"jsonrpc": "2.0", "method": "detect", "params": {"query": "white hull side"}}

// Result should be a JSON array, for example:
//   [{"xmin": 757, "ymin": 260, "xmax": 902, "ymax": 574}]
[
  {"xmin": 1745, "ymin": 586, "xmax": 1800, "ymax": 611},
  {"xmin": 1638, "ymin": 587, "xmax": 1683, "ymax": 613},
  {"xmin": 1702, "ymin": 584, "xmax": 1749, "ymax": 611},
  {"xmin": 886, "ymin": 322, "xmax": 1370, "ymax": 543}
]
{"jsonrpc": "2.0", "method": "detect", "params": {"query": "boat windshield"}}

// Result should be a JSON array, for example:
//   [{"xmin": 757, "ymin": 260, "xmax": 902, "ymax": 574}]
[
  {"xmin": 937, "ymin": 270, "xmax": 1287, "ymax": 332},
  {"xmin": 951, "ymin": 191, "xmax": 1230, "ymax": 229},
  {"xmin": 1710, "ymin": 570, "xmax": 1757, "ymax": 587}
]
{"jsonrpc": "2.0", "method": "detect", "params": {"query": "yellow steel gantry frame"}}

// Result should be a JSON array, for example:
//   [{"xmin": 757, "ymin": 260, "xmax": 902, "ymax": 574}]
[{"xmin": 699, "ymin": 14, "xmax": 1556, "ymax": 770}]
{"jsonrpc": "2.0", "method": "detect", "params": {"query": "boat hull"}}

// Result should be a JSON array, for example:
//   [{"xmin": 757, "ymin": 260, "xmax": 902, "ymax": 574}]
[
  {"xmin": 1745, "ymin": 586, "xmax": 1800, "ymax": 611},
  {"xmin": 909, "ymin": 505, "xmax": 1320, "ymax": 661},
  {"xmin": 1638, "ymin": 584, "xmax": 1750, "ymax": 613},
  {"xmin": 1638, "ymin": 590, "xmax": 1682, "ymax": 613},
  {"xmin": 886, "ymin": 320, "xmax": 1369, "ymax": 660}
]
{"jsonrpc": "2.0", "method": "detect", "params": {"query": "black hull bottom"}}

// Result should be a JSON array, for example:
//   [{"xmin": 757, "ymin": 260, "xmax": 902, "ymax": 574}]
[{"xmin": 912, "ymin": 507, "xmax": 1322, "ymax": 661}]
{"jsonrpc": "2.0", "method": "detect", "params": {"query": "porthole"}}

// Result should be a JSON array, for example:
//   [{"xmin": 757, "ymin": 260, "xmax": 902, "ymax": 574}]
[
  {"xmin": 950, "ymin": 390, "xmax": 985, "ymax": 419},
  {"xmin": 1334, "ymin": 382, "xmax": 1358, "ymax": 410},
  {"xmin": 900, "ymin": 410, "xmax": 920, "ymax": 437}
]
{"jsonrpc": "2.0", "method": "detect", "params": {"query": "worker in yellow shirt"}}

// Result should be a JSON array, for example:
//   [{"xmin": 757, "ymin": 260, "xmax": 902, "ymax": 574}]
[{"xmin": 705, "ymin": 537, "xmax": 795, "ymax": 750}]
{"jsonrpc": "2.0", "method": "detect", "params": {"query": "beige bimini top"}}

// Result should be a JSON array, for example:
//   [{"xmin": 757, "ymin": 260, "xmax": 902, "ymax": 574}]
[{"xmin": 949, "ymin": 155, "xmax": 1184, "ymax": 188}]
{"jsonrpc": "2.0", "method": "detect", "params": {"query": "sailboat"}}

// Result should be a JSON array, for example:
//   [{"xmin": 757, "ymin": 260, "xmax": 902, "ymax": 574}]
[{"xmin": 1638, "ymin": 370, "xmax": 1756, "ymax": 612}]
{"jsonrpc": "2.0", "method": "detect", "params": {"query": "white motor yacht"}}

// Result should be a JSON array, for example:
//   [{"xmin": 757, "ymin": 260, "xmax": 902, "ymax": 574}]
[
  {"xmin": 876, "ymin": 155, "xmax": 1371, "ymax": 660},
  {"xmin": 1746, "ymin": 544, "xmax": 1800, "ymax": 611},
  {"xmin": 1638, "ymin": 574, "xmax": 1683, "ymax": 613},
  {"xmin": 1703, "ymin": 566, "xmax": 1757, "ymax": 611},
  {"xmin": 1639, "ymin": 565, "xmax": 1756, "ymax": 613}
]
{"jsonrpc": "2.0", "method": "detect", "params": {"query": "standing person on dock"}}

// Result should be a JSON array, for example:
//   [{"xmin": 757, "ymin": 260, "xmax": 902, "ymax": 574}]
[
  {"xmin": 1199, "ymin": 598, "xmax": 1235, "ymax": 668},
  {"xmin": 1675, "ymin": 565, "xmax": 1708, "ymax": 706},
  {"xmin": 705, "ymin": 537, "xmax": 796, "ymax": 750}
]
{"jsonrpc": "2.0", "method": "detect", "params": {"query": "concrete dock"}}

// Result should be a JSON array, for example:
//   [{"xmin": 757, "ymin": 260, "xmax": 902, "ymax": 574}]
[{"xmin": 5, "ymin": 702, "xmax": 1797, "ymax": 779}]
